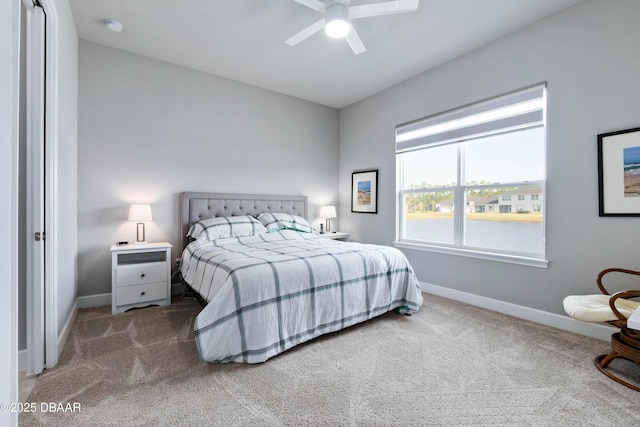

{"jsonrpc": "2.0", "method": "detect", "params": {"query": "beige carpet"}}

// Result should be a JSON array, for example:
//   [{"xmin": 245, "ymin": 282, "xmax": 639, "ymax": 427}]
[{"xmin": 19, "ymin": 294, "xmax": 640, "ymax": 426}]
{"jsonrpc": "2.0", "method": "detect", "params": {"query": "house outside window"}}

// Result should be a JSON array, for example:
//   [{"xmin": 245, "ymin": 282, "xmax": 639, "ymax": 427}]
[{"xmin": 395, "ymin": 84, "xmax": 547, "ymax": 266}]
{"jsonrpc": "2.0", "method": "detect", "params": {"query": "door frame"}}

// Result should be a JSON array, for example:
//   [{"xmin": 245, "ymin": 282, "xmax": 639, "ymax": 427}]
[
  {"xmin": 23, "ymin": 0, "xmax": 59, "ymax": 374},
  {"xmin": 1, "ymin": 0, "xmax": 21, "ymax": 425},
  {"xmin": 25, "ymin": 0, "xmax": 45, "ymax": 376},
  {"xmin": 41, "ymin": 0, "xmax": 59, "ymax": 371}
]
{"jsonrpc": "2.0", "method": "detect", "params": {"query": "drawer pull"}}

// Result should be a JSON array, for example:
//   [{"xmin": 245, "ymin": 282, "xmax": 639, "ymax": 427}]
[
  {"xmin": 140, "ymin": 273, "xmax": 146, "ymax": 278},
  {"xmin": 140, "ymin": 291, "xmax": 146, "ymax": 296}
]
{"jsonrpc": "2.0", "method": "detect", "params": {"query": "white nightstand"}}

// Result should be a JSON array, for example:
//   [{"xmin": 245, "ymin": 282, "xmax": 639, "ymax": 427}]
[
  {"xmin": 110, "ymin": 242, "xmax": 172, "ymax": 314},
  {"xmin": 319, "ymin": 232, "xmax": 351, "ymax": 242}
]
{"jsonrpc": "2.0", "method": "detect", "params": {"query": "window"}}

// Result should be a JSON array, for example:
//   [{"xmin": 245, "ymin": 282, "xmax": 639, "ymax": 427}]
[{"xmin": 396, "ymin": 84, "xmax": 546, "ymax": 266}]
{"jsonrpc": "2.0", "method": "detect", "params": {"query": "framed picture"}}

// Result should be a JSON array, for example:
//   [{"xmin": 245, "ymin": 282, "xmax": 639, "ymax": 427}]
[
  {"xmin": 351, "ymin": 169, "xmax": 378, "ymax": 213},
  {"xmin": 598, "ymin": 127, "xmax": 640, "ymax": 216}
]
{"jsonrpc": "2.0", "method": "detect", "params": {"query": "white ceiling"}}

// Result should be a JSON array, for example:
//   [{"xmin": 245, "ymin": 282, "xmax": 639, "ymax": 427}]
[{"xmin": 69, "ymin": 0, "xmax": 583, "ymax": 109}]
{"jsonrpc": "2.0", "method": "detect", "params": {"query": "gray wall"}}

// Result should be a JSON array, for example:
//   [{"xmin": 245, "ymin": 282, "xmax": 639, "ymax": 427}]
[
  {"xmin": 77, "ymin": 41, "xmax": 340, "ymax": 297},
  {"xmin": 338, "ymin": 0, "xmax": 640, "ymax": 315}
]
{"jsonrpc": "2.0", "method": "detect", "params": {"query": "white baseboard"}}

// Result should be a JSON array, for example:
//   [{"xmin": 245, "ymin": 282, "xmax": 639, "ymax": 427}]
[
  {"xmin": 420, "ymin": 281, "xmax": 616, "ymax": 342},
  {"xmin": 57, "ymin": 299, "xmax": 78, "ymax": 359},
  {"xmin": 77, "ymin": 285, "xmax": 184, "ymax": 309},
  {"xmin": 18, "ymin": 350, "xmax": 27, "ymax": 372},
  {"xmin": 77, "ymin": 292, "xmax": 111, "ymax": 308}
]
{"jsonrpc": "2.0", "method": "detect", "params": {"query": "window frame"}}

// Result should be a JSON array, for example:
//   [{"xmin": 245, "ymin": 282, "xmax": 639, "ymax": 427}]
[{"xmin": 394, "ymin": 84, "xmax": 548, "ymax": 268}]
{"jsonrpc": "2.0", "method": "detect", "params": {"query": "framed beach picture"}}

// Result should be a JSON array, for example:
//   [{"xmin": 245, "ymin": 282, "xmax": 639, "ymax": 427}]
[
  {"xmin": 598, "ymin": 127, "xmax": 640, "ymax": 216},
  {"xmin": 352, "ymin": 170, "xmax": 378, "ymax": 213}
]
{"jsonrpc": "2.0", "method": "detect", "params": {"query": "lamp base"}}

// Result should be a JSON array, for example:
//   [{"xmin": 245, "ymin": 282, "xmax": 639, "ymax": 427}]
[{"xmin": 135, "ymin": 222, "xmax": 146, "ymax": 244}]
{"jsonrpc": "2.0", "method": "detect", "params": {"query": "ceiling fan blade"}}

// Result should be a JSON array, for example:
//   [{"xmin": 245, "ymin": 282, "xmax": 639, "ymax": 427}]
[
  {"xmin": 293, "ymin": 0, "xmax": 327, "ymax": 13},
  {"xmin": 344, "ymin": 25, "xmax": 366, "ymax": 55},
  {"xmin": 285, "ymin": 18, "xmax": 326, "ymax": 46},
  {"xmin": 348, "ymin": 0, "xmax": 419, "ymax": 20}
]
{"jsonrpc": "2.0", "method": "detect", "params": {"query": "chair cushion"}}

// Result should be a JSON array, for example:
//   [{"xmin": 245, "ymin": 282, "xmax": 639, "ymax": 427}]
[{"xmin": 563, "ymin": 294, "xmax": 640, "ymax": 322}]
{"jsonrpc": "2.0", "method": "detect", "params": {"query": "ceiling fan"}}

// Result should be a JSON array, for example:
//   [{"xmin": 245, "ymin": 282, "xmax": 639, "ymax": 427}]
[{"xmin": 285, "ymin": 0, "xmax": 420, "ymax": 55}]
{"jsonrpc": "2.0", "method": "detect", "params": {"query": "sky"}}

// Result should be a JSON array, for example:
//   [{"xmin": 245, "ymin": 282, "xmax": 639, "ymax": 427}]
[{"xmin": 399, "ymin": 127, "xmax": 545, "ymax": 188}]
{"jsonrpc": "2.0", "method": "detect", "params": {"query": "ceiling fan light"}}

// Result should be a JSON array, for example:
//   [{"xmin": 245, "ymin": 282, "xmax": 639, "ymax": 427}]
[
  {"xmin": 324, "ymin": 3, "xmax": 350, "ymax": 38},
  {"xmin": 325, "ymin": 18, "xmax": 350, "ymax": 38}
]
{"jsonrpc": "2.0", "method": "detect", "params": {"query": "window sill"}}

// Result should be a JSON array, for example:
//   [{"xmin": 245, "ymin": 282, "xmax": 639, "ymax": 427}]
[{"xmin": 393, "ymin": 241, "xmax": 549, "ymax": 269}]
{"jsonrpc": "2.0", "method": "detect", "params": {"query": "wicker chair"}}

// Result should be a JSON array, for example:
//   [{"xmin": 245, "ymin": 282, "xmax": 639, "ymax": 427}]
[{"xmin": 563, "ymin": 268, "xmax": 640, "ymax": 391}]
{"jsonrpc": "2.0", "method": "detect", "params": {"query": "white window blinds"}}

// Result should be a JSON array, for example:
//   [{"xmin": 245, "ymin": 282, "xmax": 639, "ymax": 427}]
[{"xmin": 396, "ymin": 83, "xmax": 546, "ymax": 153}]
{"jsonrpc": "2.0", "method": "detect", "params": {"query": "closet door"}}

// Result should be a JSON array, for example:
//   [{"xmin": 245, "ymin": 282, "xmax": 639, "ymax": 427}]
[{"xmin": 25, "ymin": 1, "xmax": 46, "ymax": 375}]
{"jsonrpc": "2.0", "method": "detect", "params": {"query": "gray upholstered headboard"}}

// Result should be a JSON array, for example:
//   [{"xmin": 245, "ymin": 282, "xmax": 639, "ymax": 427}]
[{"xmin": 180, "ymin": 192, "xmax": 308, "ymax": 250}]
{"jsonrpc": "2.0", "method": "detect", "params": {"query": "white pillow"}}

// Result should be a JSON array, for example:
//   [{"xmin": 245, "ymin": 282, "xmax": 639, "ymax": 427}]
[
  {"xmin": 257, "ymin": 212, "xmax": 315, "ymax": 234},
  {"xmin": 187, "ymin": 215, "xmax": 267, "ymax": 241}
]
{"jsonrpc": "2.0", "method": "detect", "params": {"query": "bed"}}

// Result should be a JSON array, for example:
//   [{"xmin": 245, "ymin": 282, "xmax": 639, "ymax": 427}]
[{"xmin": 179, "ymin": 192, "xmax": 423, "ymax": 363}]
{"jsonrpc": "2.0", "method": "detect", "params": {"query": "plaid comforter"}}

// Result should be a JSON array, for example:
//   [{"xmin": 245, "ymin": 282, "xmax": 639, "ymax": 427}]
[{"xmin": 180, "ymin": 230, "xmax": 423, "ymax": 363}]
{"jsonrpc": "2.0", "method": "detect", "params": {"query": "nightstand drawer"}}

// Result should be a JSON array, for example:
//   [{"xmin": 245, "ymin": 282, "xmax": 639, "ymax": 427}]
[
  {"xmin": 115, "ymin": 263, "xmax": 167, "ymax": 287},
  {"xmin": 116, "ymin": 282, "xmax": 167, "ymax": 305}
]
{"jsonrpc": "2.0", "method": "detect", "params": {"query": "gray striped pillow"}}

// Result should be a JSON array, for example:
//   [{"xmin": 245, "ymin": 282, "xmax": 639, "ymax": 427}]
[
  {"xmin": 188, "ymin": 215, "xmax": 267, "ymax": 241},
  {"xmin": 257, "ymin": 212, "xmax": 315, "ymax": 234}
]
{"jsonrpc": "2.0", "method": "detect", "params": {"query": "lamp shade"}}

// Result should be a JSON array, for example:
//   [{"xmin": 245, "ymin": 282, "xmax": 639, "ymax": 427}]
[
  {"xmin": 128, "ymin": 204, "xmax": 152, "ymax": 222},
  {"xmin": 319, "ymin": 205, "xmax": 337, "ymax": 218}
]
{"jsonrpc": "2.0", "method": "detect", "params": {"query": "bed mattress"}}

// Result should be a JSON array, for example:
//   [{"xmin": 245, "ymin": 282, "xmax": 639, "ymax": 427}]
[{"xmin": 180, "ymin": 229, "xmax": 423, "ymax": 363}]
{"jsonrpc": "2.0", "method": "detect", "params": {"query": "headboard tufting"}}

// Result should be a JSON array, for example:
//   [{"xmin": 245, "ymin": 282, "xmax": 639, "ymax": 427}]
[{"xmin": 180, "ymin": 192, "xmax": 308, "ymax": 250}]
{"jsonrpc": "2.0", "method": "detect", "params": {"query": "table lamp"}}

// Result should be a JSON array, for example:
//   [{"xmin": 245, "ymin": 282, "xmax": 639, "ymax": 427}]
[{"xmin": 319, "ymin": 205, "xmax": 337, "ymax": 233}]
